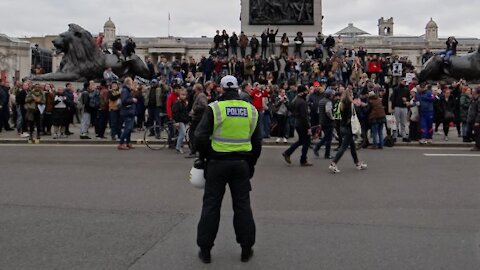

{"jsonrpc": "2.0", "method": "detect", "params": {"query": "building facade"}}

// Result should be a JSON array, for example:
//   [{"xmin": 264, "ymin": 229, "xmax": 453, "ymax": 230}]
[{"xmin": 0, "ymin": 34, "xmax": 31, "ymax": 82}]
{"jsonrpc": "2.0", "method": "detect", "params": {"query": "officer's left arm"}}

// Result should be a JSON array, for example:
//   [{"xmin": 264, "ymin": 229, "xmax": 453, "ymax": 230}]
[
  {"xmin": 194, "ymin": 106, "xmax": 214, "ymax": 160},
  {"xmin": 249, "ymin": 114, "xmax": 263, "ymax": 168}
]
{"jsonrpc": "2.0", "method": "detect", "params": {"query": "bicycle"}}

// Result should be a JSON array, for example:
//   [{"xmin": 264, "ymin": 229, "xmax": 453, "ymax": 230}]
[{"xmin": 144, "ymin": 120, "xmax": 190, "ymax": 151}]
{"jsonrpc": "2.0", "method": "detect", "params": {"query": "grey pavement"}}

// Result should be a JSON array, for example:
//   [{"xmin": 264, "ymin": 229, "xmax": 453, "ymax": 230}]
[
  {"xmin": 0, "ymin": 145, "xmax": 479, "ymax": 269},
  {"xmin": 0, "ymin": 124, "xmax": 474, "ymax": 148}
]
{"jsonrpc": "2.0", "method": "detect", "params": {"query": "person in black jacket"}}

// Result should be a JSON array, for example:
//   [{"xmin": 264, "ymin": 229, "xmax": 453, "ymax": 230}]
[
  {"xmin": 260, "ymin": 30, "xmax": 268, "ymax": 59},
  {"xmin": 467, "ymin": 87, "xmax": 480, "ymax": 151},
  {"xmin": 112, "ymin": 38, "xmax": 123, "ymax": 61},
  {"xmin": 439, "ymin": 88, "xmax": 456, "ymax": 141},
  {"xmin": 391, "ymin": 79, "xmax": 410, "ymax": 141},
  {"xmin": 282, "ymin": 85, "xmax": 313, "ymax": 166},
  {"xmin": 267, "ymin": 27, "xmax": 279, "ymax": 56},
  {"xmin": 314, "ymin": 89, "xmax": 335, "ymax": 159},
  {"xmin": 230, "ymin": 32, "xmax": 239, "ymax": 56},
  {"xmin": 172, "ymin": 88, "xmax": 189, "ymax": 154},
  {"xmin": 250, "ymin": 34, "xmax": 259, "ymax": 57}
]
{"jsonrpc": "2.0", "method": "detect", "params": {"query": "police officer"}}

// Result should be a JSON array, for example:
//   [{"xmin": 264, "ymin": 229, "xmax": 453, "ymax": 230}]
[{"xmin": 194, "ymin": 75, "xmax": 262, "ymax": 264}]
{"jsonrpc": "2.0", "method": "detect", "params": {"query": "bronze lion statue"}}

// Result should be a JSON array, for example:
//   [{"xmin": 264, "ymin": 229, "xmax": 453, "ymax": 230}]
[
  {"xmin": 32, "ymin": 24, "xmax": 150, "ymax": 81},
  {"xmin": 418, "ymin": 45, "xmax": 480, "ymax": 83}
]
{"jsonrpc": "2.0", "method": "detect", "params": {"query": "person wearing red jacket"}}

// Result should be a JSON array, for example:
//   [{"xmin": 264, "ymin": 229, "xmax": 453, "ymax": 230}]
[
  {"xmin": 250, "ymin": 85, "xmax": 270, "ymax": 137},
  {"xmin": 166, "ymin": 84, "xmax": 180, "ymax": 120},
  {"xmin": 166, "ymin": 84, "xmax": 181, "ymax": 148}
]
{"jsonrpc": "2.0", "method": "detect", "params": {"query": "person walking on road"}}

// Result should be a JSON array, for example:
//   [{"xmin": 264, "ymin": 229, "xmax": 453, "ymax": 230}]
[
  {"xmin": 313, "ymin": 88, "xmax": 335, "ymax": 159},
  {"xmin": 328, "ymin": 87, "xmax": 367, "ymax": 173},
  {"xmin": 282, "ymin": 85, "xmax": 313, "ymax": 167},
  {"xmin": 195, "ymin": 75, "xmax": 262, "ymax": 264}
]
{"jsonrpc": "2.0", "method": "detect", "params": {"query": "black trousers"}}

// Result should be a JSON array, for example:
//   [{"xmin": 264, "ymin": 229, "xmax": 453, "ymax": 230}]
[
  {"xmin": 197, "ymin": 159, "xmax": 255, "ymax": 250},
  {"xmin": 96, "ymin": 110, "xmax": 109, "ymax": 137},
  {"xmin": 189, "ymin": 119, "xmax": 200, "ymax": 154}
]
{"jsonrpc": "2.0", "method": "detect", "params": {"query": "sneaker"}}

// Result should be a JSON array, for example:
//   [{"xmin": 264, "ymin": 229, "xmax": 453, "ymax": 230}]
[
  {"xmin": 419, "ymin": 139, "xmax": 427, "ymax": 145},
  {"xmin": 80, "ymin": 135, "xmax": 91, "ymax": 140},
  {"xmin": 444, "ymin": 136, "xmax": 449, "ymax": 141},
  {"xmin": 283, "ymin": 138, "xmax": 288, "ymax": 144},
  {"xmin": 329, "ymin": 163, "xmax": 340, "ymax": 173},
  {"xmin": 324, "ymin": 155, "xmax": 334, "ymax": 160},
  {"xmin": 198, "ymin": 249, "xmax": 211, "ymax": 264},
  {"xmin": 427, "ymin": 140, "xmax": 434, "ymax": 144},
  {"xmin": 275, "ymin": 138, "xmax": 281, "ymax": 144},
  {"xmin": 282, "ymin": 153, "xmax": 292, "ymax": 164},
  {"xmin": 356, "ymin": 162, "xmax": 368, "ymax": 170},
  {"xmin": 300, "ymin": 162, "xmax": 313, "ymax": 167},
  {"xmin": 20, "ymin": 132, "xmax": 30, "ymax": 138},
  {"xmin": 241, "ymin": 248, "xmax": 254, "ymax": 263},
  {"xmin": 117, "ymin": 144, "xmax": 129, "ymax": 150},
  {"xmin": 65, "ymin": 131, "xmax": 74, "ymax": 136},
  {"xmin": 176, "ymin": 149, "xmax": 184, "ymax": 154},
  {"xmin": 185, "ymin": 153, "xmax": 197, "ymax": 159}
]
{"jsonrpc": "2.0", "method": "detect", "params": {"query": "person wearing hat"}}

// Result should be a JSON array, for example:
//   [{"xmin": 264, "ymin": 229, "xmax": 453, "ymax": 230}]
[
  {"xmin": 282, "ymin": 85, "xmax": 313, "ymax": 167},
  {"xmin": 314, "ymin": 88, "xmax": 335, "ymax": 159},
  {"xmin": 194, "ymin": 75, "xmax": 262, "ymax": 263}
]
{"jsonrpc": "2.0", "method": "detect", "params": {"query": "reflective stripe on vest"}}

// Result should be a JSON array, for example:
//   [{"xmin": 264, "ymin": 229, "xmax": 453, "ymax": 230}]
[{"xmin": 210, "ymin": 100, "xmax": 258, "ymax": 152}]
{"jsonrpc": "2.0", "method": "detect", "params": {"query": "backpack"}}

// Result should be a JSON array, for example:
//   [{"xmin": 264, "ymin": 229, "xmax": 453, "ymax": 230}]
[{"xmin": 88, "ymin": 90, "xmax": 100, "ymax": 109}]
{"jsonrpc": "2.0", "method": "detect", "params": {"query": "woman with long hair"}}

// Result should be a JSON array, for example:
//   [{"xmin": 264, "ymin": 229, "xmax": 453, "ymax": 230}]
[{"xmin": 329, "ymin": 86, "xmax": 367, "ymax": 173}]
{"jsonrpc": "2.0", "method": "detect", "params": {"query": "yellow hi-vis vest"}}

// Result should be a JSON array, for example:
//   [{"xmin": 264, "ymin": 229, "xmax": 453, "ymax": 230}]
[{"xmin": 209, "ymin": 100, "xmax": 258, "ymax": 153}]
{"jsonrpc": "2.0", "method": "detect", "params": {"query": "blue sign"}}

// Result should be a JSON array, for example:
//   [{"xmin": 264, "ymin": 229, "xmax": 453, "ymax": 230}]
[{"xmin": 226, "ymin": 107, "xmax": 248, "ymax": 117}]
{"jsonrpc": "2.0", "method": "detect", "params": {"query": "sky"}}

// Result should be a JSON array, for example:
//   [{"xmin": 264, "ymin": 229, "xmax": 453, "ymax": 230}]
[{"xmin": 0, "ymin": 0, "xmax": 479, "ymax": 39}]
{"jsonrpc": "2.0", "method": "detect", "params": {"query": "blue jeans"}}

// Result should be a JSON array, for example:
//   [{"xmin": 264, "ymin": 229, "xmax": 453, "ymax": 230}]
[
  {"xmin": 176, "ymin": 122, "xmax": 186, "ymax": 150},
  {"xmin": 263, "ymin": 112, "xmax": 271, "ymax": 138},
  {"xmin": 284, "ymin": 126, "xmax": 311, "ymax": 164},
  {"xmin": 119, "ymin": 116, "xmax": 134, "ymax": 145},
  {"xmin": 109, "ymin": 110, "xmax": 121, "ymax": 139},
  {"xmin": 371, "ymin": 122, "xmax": 384, "ymax": 148},
  {"xmin": 314, "ymin": 125, "xmax": 333, "ymax": 157},
  {"xmin": 333, "ymin": 126, "xmax": 359, "ymax": 165}
]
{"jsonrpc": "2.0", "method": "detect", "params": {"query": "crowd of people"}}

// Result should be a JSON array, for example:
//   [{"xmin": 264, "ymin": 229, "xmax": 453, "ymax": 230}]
[{"xmin": 1, "ymin": 29, "xmax": 480, "ymax": 156}]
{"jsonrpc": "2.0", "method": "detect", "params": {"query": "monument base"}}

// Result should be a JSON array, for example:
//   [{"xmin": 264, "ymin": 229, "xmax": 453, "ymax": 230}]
[{"xmin": 240, "ymin": 0, "xmax": 323, "ymax": 38}]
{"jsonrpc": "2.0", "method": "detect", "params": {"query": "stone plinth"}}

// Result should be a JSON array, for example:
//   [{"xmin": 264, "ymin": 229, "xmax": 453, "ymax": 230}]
[{"xmin": 241, "ymin": 0, "xmax": 323, "ymax": 38}]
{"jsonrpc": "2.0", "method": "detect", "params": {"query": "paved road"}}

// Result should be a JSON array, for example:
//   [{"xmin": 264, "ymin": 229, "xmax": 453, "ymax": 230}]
[{"xmin": 0, "ymin": 145, "xmax": 479, "ymax": 270}]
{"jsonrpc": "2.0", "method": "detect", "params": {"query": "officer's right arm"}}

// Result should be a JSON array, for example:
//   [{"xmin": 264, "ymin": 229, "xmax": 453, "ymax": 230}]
[{"xmin": 194, "ymin": 106, "xmax": 214, "ymax": 160}]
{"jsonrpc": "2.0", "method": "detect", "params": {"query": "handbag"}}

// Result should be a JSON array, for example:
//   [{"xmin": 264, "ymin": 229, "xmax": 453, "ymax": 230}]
[
  {"xmin": 444, "ymin": 111, "xmax": 455, "ymax": 121},
  {"xmin": 351, "ymin": 104, "xmax": 361, "ymax": 136}
]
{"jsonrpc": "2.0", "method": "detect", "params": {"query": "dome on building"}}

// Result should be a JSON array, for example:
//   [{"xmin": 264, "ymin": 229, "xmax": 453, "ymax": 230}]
[
  {"xmin": 426, "ymin": 18, "xmax": 438, "ymax": 29},
  {"xmin": 104, "ymin": 17, "xmax": 115, "ymax": 29}
]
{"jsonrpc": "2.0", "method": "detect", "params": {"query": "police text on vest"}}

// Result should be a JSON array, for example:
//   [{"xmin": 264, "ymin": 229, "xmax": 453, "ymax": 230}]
[{"xmin": 226, "ymin": 107, "xmax": 248, "ymax": 117}]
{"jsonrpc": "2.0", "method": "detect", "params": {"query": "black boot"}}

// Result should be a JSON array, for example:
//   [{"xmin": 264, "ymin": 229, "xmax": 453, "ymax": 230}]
[
  {"xmin": 198, "ymin": 249, "xmax": 211, "ymax": 264},
  {"xmin": 241, "ymin": 247, "xmax": 254, "ymax": 262}
]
